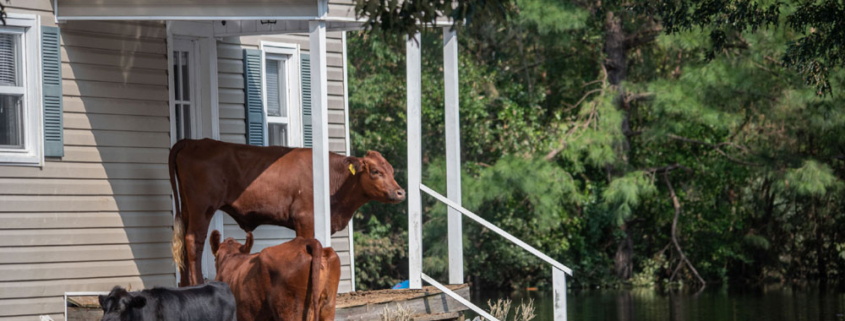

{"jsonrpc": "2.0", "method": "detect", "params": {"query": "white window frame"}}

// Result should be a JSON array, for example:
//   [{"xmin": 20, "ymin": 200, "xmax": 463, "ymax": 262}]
[
  {"xmin": 260, "ymin": 41, "xmax": 302, "ymax": 147},
  {"xmin": 0, "ymin": 14, "xmax": 42, "ymax": 166}
]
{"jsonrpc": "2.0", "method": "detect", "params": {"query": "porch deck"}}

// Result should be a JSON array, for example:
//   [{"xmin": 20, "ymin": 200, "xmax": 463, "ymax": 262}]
[{"xmin": 65, "ymin": 284, "xmax": 471, "ymax": 321}]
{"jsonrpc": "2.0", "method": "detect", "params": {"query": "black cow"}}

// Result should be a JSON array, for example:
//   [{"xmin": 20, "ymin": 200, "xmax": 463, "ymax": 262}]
[{"xmin": 98, "ymin": 282, "xmax": 237, "ymax": 321}]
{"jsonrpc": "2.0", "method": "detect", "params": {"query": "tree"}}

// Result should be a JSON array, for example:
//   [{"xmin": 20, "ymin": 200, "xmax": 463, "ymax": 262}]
[{"xmin": 348, "ymin": 0, "xmax": 845, "ymax": 290}]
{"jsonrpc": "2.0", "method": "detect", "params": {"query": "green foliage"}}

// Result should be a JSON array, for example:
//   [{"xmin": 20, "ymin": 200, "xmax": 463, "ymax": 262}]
[
  {"xmin": 603, "ymin": 172, "xmax": 657, "ymax": 225},
  {"xmin": 639, "ymin": 0, "xmax": 845, "ymax": 94},
  {"xmin": 781, "ymin": 161, "xmax": 839, "ymax": 197},
  {"xmin": 349, "ymin": 0, "xmax": 845, "ymax": 291},
  {"xmin": 516, "ymin": 0, "xmax": 588, "ymax": 35}
]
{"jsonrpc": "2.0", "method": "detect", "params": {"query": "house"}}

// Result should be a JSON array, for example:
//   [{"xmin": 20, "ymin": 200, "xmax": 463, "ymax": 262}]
[
  {"xmin": 0, "ymin": 1, "xmax": 360, "ymax": 320},
  {"xmin": 0, "ymin": 1, "xmax": 573, "ymax": 320}
]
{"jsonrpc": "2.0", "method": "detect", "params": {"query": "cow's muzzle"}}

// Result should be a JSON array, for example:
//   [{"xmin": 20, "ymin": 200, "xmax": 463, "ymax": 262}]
[{"xmin": 390, "ymin": 188, "xmax": 406, "ymax": 202}]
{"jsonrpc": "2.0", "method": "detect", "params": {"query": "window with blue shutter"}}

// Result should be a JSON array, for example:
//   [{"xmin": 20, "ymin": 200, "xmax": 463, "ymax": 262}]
[
  {"xmin": 42, "ymin": 26, "xmax": 63, "ymax": 157},
  {"xmin": 300, "ymin": 53, "xmax": 312, "ymax": 148},
  {"xmin": 243, "ymin": 49, "xmax": 265, "ymax": 146},
  {"xmin": 0, "ymin": 14, "xmax": 47, "ymax": 165}
]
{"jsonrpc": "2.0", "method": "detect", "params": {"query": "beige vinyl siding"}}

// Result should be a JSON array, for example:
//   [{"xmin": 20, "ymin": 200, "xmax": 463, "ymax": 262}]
[
  {"xmin": 217, "ymin": 32, "xmax": 354, "ymax": 293},
  {"xmin": 0, "ymin": 4, "xmax": 172, "ymax": 320},
  {"xmin": 328, "ymin": 0, "xmax": 357, "ymax": 21}
]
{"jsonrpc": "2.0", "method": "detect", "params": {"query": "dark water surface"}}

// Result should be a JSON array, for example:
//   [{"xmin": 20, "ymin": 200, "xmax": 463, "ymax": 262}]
[{"xmin": 470, "ymin": 286, "xmax": 845, "ymax": 321}]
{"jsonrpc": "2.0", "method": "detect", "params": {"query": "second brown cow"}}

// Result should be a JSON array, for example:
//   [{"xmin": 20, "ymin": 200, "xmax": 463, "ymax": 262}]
[
  {"xmin": 210, "ymin": 231, "xmax": 340, "ymax": 321},
  {"xmin": 169, "ymin": 138, "xmax": 405, "ymax": 285}
]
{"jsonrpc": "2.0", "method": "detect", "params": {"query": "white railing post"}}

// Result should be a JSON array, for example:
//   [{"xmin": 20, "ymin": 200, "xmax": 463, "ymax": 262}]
[
  {"xmin": 443, "ymin": 27, "xmax": 464, "ymax": 285},
  {"xmin": 553, "ymin": 267, "xmax": 567, "ymax": 321},
  {"xmin": 309, "ymin": 20, "xmax": 331, "ymax": 248},
  {"xmin": 406, "ymin": 32, "xmax": 423, "ymax": 290}
]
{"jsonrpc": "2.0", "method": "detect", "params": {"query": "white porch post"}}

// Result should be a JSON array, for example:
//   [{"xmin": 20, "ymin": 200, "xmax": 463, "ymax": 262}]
[
  {"xmin": 443, "ymin": 27, "xmax": 464, "ymax": 285},
  {"xmin": 407, "ymin": 32, "xmax": 423, "ymax": 290},
  {"xmin": 310, "ymin": 20, "xmax": 331, "ymax": 247},
  {"xmin": 553, "ymin": 267, "xmax": 567, "ymax": 321}
]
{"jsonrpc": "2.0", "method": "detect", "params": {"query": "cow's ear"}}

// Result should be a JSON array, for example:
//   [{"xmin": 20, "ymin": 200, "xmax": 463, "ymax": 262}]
[
  {"xmin": 210, "ymin": 230, "xmax": 221, "ymax": 256},
  {"xmin": 98, "ymin": 295, "xmax": 106, "ymax": 308},
  {"xmin": 128, "ymin": 296, "xmax": 146, "ymax": 309},
  {"xmin": 345, "ymin": 157, "xmax": 365, "ymax": 175},
  {"xmin": 241, "ymin": 232, "xmax": 254, "ymax": 254}
]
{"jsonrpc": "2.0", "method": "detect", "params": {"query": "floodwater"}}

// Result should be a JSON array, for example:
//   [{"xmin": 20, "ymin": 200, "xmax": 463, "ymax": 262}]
[{"xmin": 469, "ymin": 285, "xmax": 845, "ymax": 321}]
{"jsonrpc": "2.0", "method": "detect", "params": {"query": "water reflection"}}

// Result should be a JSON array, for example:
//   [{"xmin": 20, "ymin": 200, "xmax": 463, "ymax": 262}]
[{"xmin": 473, "ymin": 285, "xmax": 845, "ymax": 321}]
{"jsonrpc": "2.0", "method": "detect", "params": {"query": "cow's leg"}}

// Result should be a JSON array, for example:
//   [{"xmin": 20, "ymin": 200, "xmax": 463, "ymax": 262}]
[{"xmin": 185, "ymin": 202, "xmax": 215, "ymax": 285}]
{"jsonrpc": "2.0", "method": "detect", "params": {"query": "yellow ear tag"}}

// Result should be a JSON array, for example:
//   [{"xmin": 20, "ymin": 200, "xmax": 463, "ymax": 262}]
[{"xmin": 349, "ymin": 164, "xmax": 356, "ymax": 175}]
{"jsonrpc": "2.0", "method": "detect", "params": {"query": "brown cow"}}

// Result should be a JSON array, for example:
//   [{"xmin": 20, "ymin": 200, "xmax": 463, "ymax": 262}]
[
  {"xmin": 169, "ymin": 138, "xmax": 404, "ymax": 285},
  {"xmin": 210, "ymin": 231, "xmax": 340, "ymax": 321}
]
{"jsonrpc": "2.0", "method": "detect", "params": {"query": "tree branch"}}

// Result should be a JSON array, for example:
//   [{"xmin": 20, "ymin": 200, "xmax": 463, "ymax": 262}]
[{"xmin": 664, "ymin": 171, "xmax": 706, "ymax": 288}]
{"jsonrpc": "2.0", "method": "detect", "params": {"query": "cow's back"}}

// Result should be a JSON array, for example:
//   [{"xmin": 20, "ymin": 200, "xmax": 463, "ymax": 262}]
[
  {"xmin": 175, "ymin": 139, "xmax": 297, "ymax": 191},
  {"xmin": 259, "ymin": 239, "xmax": 315, "ymax": 318},
  {"xmin": 144, "ymin": 282, "xmax": 237, "ymax": 321}
]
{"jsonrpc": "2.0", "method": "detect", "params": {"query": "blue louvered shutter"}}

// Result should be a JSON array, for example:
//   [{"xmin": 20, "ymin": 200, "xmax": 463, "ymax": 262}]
[
  {"xmin": 300, "ymin": 54, "xmax": 312, "ymax": 148},
  {"xmin": 243, "ymin": 49, "xmax": 265, "ymax": 146},
  {"xmin": 42, "ymin": 26, "xmax": 63, "ymax": 157}
]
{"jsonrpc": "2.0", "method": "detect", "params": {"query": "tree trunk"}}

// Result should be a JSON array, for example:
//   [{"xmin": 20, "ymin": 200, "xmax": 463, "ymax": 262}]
[
  {"xmin": 605, "ymin": 11, "xmax": 636, "ymax": 281},
  {"xmin": 614, "ymin": 223, "xmax": 634, "ymax": 280}
]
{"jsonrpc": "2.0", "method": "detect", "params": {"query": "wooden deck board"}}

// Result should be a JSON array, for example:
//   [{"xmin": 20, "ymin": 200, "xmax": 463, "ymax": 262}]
[
  {"xmin": 336, "ymin": 284, "xmax": 470, "ymax": 321},
  {"xmin": 66, "ymin": 284, "xmax": 471, "ymax": 321}
]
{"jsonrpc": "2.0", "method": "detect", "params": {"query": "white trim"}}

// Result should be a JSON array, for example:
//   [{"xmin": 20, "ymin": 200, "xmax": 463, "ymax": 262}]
[
  {"xmin": 0, "ymin": 14, "xmax": 42, "ymax": 167},
  {"xmin": 260, "ymin": 41, "xmax": 302, "ymax": 147},
  {"xmin": 553, "ymin": 267, "xmax": 568, "ymax": 321},
  {"xmin": 341, "ymin": 31, "xmax": 355, "ymax": 291},
  {"xmin": 406, "ymin": 32, "xmax": 423, "ymax": 290},
  {"xmin": 443, "ymin": 27, "xmax": 464, "ymax": 285},
  {"xmin": 167, "ymin": 22, "xmax": 221, "ymax": 283},
  {"xmin": 309, "ymin": 20, "xmax": 332, "ymax": 248},
  {"xmin": 165, "ymin": 24, "xmax": 178, "ymax": 286}
]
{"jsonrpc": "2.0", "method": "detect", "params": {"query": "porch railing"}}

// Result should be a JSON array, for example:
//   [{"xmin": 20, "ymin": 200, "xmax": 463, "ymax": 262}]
[{"xmin": 416, "ymin": 184, "xmax": 573, "ymax": 321}]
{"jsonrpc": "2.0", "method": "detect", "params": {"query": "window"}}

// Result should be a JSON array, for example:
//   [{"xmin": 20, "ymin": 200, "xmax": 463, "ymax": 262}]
[
  {"xmin": 261, "ymin": 42, "xmax": 302, "ymax": 147},
  {"xmin": 0, "ymin": 15, "xmax": 41, "ymax": 165},
  {"xmin": 173, "ymin": 49, "xmax": 195, "ymax": 141}
]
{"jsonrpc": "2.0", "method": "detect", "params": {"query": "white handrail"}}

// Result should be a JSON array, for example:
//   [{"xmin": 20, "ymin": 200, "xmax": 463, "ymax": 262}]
[
  {"xmin": 420, "ymin": 184, "xmax": 574, "ymax": 276},
  {"xmin": 421, "ymin": 273, "xmax": 500, "ymax": 321}
]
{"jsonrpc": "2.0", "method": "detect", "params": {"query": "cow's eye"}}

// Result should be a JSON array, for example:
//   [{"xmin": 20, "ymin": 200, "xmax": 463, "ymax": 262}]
[{"xmin": 371, "ymin": 170, "xmax": 380, "ymax": 175}]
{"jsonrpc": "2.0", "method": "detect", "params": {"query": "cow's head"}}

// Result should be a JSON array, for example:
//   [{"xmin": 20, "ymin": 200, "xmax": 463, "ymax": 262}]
[
  {"xmin": 210, "ymin": 230, "xmax": 254, "ymax": 270},
  {"xmin": 347, "ymin": 151, "xmax": 405, "ymax": 203},
  {"xmin": 98, "ymin": 286, "xmax": 146, "ymax": 321}
]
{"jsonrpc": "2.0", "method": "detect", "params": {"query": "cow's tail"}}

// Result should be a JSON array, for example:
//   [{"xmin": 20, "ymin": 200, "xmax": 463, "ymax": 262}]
[
  {"xmin": 169, "ymin": 139, "xmax": 190, "ymax": 271},
  {"xmin": 306, "ymin": 239, "xmax": 323, "ymax": 321}
]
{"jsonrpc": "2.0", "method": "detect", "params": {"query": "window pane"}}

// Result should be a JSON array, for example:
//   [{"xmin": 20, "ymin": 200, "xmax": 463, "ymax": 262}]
[
  {"xmin": 0, "ymin": 95, "xmax": 23, "ymax": 148},
  {"xmin": 181, "ymin": 52, "xmax": 190, "ymax": 99},
  {"xmin": 181, "ymin": 104, "xmax": 192, "ymax": 139},
  {"xmin": 175, "ymin": 103, "xmax": 183, "ymax": 140},
  {"xmin": 268, "ymin": 123, "xmax": 288, "ymax": 147},
  {"xmin": 0, "ymin": 33, "xmax": 20, "ymax": 87},
  {"xmin": 173, "ymin": 51, "xmax": 180, "ymax": 101},
  {"xmin": 278, "ymin": 59, "xmax": 287, "ymax": 117},
  {"xmin": 266, "ymin": 59, "xmax": 281, "ymax": 117}
]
